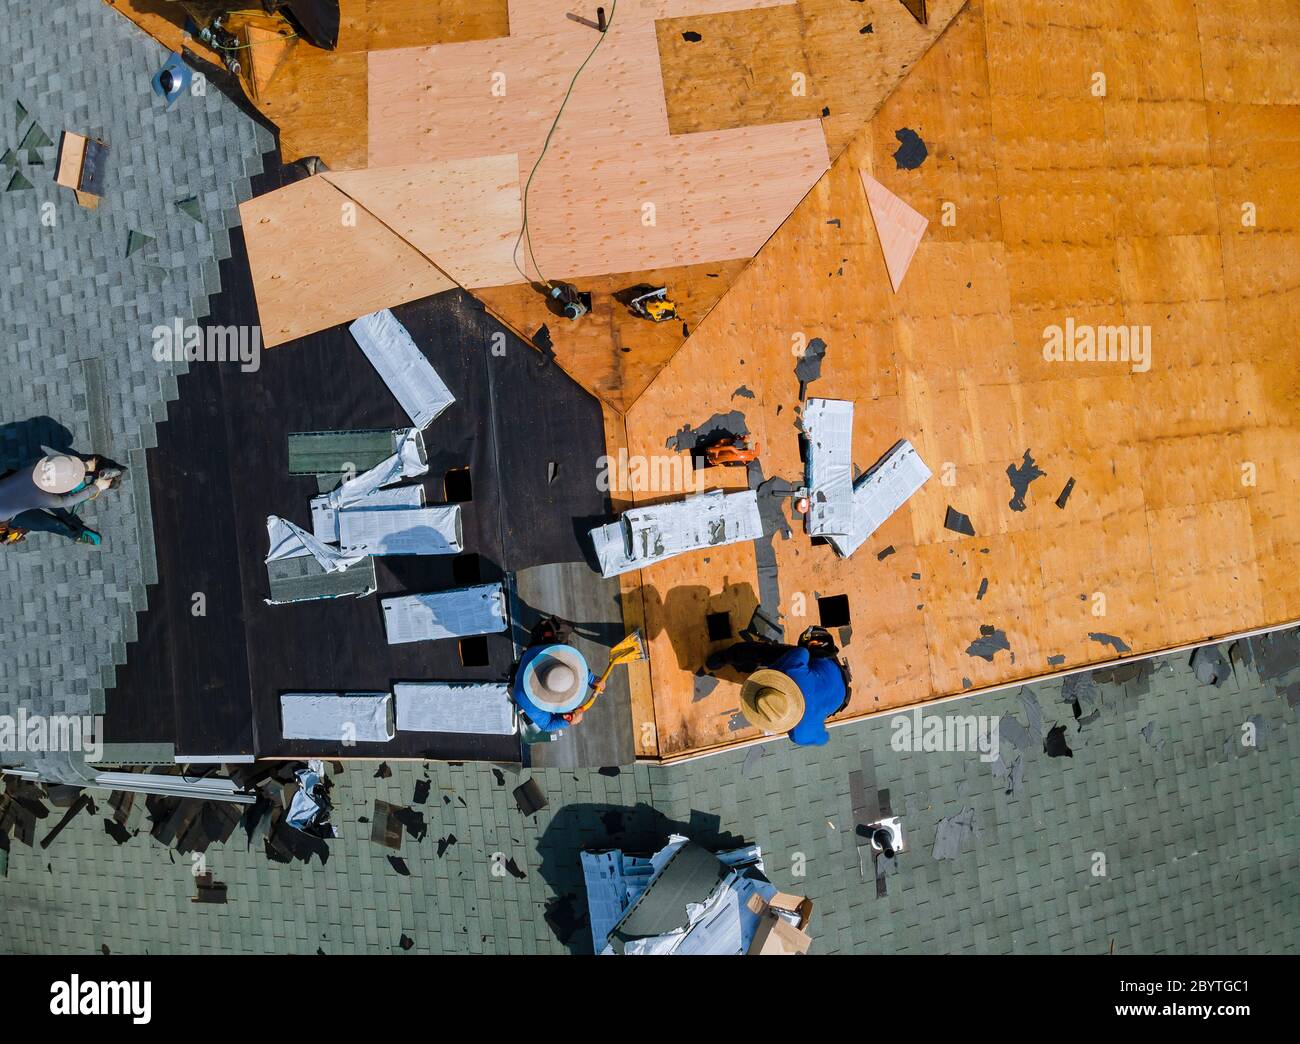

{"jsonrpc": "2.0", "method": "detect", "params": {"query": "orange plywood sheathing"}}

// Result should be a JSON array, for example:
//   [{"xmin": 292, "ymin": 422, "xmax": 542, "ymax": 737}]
[
  {"xmin": 654, "ymin": 5, "xmax": 823, "ymax": 135},
  {"xmin": 611, "ymin": 0, "xmax": 1300, "ymax": 760},
  {"xmin": 861, "ymin": 171, "xmax": 928, "ymax": 292},
  {"xmin": 240, "ymin": 19, "xmax": 299, "ymax": 101},
  {"xmin": 239, "ymin": 176, "xmax": 457, "ymax": 348}
]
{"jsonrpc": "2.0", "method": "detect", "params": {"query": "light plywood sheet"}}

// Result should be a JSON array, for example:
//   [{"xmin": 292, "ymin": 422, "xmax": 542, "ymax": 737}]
[
  {"xmin": 324, "ymin": 157, "xmax": 523, "ymax": 288},
  {"xmin": 240, "ymin": 176, "xmax": 456, "ymax": 348},
  {"xmin": 862, "ymin": 171, "xmax": 928, "ymax": 292},
  {"xmin": 520, "ymin": 122, "xmax": 829, "ymax": 280}
]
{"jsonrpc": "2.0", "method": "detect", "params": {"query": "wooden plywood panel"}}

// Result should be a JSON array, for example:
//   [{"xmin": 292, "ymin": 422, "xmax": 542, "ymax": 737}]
[
  {"xmin": 474, "ymin": 258, "xmax": 749, "ymax": 411},
  {"xmin": 257, "ymin": 45, "xmax": 369, "ymax": 168},
  {"xmin": 520, "ymin": 122, "xmax": 829, "ymax": 280},
  {"xmin": 616, "ymin": 0, "xmax": 1300, "ymax": 760},
  {"xmin": 367, "ymin": 20, "xmax": 670, "ymax": 170},
  {"xmin": 323, "ymin": 158, "xmax": 523, "ymax": 289},
  {"xmin": 862, "ymin": 172, "xmax": 928, "ymax": 291},
  {"xmin": 239, "ymin": 176, "xmax": 456, "ymax": 347},
  {"xmin": 654, "ymin": 5, "xmax": 823, "ymax": 134},
  {"xmin": 363, "ymin": 0, "xmax": 510, "ymax": 50}
]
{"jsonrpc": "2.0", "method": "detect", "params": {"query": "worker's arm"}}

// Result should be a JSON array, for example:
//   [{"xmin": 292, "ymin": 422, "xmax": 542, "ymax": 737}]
[{"xmin": 46, "ymin": 475, "xmax": 112, "ymax": 510}]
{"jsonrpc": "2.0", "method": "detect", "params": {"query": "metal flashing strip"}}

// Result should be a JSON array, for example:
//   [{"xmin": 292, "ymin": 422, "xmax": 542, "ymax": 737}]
[
  {"xmin": 828, "ymin": 439, "xmax": 931, "ymax": 558},
  {"xmin": 337, "ymin": 504, "xmax": 463, "ymax": 556},
  {"xmin": 349, "ymin": 309, "xmax": 455, "ymax": 429},
  {"xmin": 590, "ymin": 489, "xmax": 764, "ymax": 578},
  {"xmin": 381, "ymin": 583, "xmax": 508, "ymax": 644},
  {"xmin": 393, "ymin": 681, "xmax": 517, "ymax": 736},
  {"xmin": 280, "ymin": 691, "xmax": 396, "ymax": 743},
  {"xmin": 804, "ymin": 398, "xmax": 855, "ymax": 537}
]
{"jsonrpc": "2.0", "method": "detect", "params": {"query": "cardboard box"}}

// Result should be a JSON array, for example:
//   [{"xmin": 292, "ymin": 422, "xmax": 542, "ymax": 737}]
[{"xmin": 747, "ymin": 891, "xmax": 814, "ymax": 955}]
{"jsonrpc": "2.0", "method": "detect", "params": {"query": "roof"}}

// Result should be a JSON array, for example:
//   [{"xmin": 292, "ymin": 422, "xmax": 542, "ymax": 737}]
[
  {"xmin": 0, "ymin": 639, "xmax": 1295, "ymax": 953},
  {"xmin": 0, "ymin": 0, "xmax": 272, "ymax": 781}
]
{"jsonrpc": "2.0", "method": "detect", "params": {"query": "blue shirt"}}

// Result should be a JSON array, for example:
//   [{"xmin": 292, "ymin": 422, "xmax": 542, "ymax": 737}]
[
  {"xmin": 769, "ymin": 646, "xmax": 846, "ymax": 746},
  {"xmin": 512, "ymin": 645, "xmax": 593, "ymax": 733}
]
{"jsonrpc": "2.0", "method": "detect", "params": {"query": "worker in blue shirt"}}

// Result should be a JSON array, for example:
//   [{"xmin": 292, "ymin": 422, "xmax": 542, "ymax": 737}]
[
  {"xmin": 722, "ymin": 627, "xmax": 849, "ymax": 746},
  {"xmin": 511, "ymin": 627, "xmax": 595, "ymax": 733}
]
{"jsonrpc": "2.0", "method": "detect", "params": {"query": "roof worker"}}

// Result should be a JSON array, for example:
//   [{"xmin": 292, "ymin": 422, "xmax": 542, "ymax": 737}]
[
  {"xmin": 0, "ymin": 453, "xmax": 116, "ymax": 547},
  {"xmin": 720, "ymin": 626, "xmax": 849, "ymax": 747},
  {"xmin": 511, "ymin": 619, "xmax": 596, "ymax": 734}
]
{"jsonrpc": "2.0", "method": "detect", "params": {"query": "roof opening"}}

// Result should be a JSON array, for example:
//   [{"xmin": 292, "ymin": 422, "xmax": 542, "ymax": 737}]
[
  {"xmin": 706, "ymin": 611, "xmax": 732, "ymax": 642},
  {"xmin": 818, "ymin": 594, "xmax": 851, "ymax": 628},
  {"xmin": 444, "ymin": 466, "xmax": 473, "ymax": 503},
  {"xmin": 459, "ymin": 635, "xmax": 490, "ymax": 667},
  {"xmin": 452, "ymin": 553, "xmax": 481, "ymax": 585}
]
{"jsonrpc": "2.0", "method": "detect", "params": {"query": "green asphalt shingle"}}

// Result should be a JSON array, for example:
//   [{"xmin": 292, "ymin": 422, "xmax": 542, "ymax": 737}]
[{"xmin": 1, "ymin": 641, "xmax": 1296, "ymax": 954}]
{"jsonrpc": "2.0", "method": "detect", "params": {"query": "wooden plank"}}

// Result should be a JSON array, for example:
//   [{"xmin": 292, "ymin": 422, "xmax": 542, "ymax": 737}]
[
  {"xmin": 55, "ymin": 132, "xmax": 86, "ymax": 191},
  {"xmin": 239, "ymin": 175, "xmax": 456, "ymax": 347}
]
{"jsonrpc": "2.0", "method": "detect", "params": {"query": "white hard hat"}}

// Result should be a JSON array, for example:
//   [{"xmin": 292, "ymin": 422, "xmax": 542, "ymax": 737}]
[{"xmin": 34, "ymin": 455, "xmax": 87, "ymax": 494}]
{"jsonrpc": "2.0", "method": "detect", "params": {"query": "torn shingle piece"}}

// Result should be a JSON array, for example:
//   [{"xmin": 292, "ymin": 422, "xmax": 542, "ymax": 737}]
[
  {"xmin": 828, "ymin": 439, "xmax": 931, "ymax": 559},
  {"xmin": 265, "ymin": 515, "xmax": 366, "ymax": 574},
  {"xmin": 280, "ymin": 692, "xmax": 395, "ymax": 742},
  {"xmin": 349, "ymin": 309, "xmax": 455, "ymax": 429},
  {"xmin": 393, "ymin": 682, "xmax": 516, "ymax": 736},
  {"xmin": 590, "ymin": 489, "xmax": 763, "ymax": 578},
  {"xmin": 944, "ymin": 506, "xmax": 975, "ymax": 536},
  {"xmin": 381, "ymin": 583, "xmax": 507, "ymax": 644},
  {"xmin": 803, "ymin": 398, "xmax": 855, "ymax": 537},
  {"xmin": 337, "ymin": 504, "xmax": 463, "ymax": 556}
]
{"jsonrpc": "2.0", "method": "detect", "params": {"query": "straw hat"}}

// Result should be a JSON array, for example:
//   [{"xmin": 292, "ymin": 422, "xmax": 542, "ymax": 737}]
[
  {"xmin": 739, "ymin": 669, "xmax": 806, "ymax": 733},
  {"xmin": 521, "ymin": 644, "xmax": 590, "ymax": 714},
  {"xmin": 34, "ymin": 455, "xmax": 87, "ymax": 495}
]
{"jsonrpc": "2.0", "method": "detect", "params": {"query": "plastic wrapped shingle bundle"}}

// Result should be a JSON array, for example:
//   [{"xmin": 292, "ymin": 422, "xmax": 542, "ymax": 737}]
[
  {"xmin": 279, "ymin": 692, "xmax": 396, "ymax": 743},
  {"xmin": 380, "ymin": 583, "xmax": 507, "ymax": 644},
  {"xmin": 393, "ymin": 681, "xmax": 516, "ymax": 736},
  {"xmin": 349, "ymin": 309, "xmax": 455, "ymax": 429},
  {"xmin": 589, "ymin": 489, "xmax": 763, "ymax": 578},
  {"xmin": 803, "ymin": 398, "xmax": 855, "ymax": 537},
  {"xmin": 828, "ymin": 438, "xmax": 931, "ymax": 558}
]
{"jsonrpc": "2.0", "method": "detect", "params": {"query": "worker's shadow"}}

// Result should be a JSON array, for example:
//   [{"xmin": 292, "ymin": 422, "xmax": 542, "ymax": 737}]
[
  {"xmin": 0, "ymin": 415, "xmax": 75, "ymax": 474},
  {"xmin": 534, "ymin": 801, "xmax": 749, "ymax": 954},
  {"xmin": 637, "ymin": 579, "xmax": 759, "ymax": 677}
]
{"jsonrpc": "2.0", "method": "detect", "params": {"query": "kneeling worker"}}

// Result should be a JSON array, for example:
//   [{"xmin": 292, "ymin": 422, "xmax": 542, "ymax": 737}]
[{"xmin": 735, "ymin": 627, "xmax": 848, "ymax": 747}]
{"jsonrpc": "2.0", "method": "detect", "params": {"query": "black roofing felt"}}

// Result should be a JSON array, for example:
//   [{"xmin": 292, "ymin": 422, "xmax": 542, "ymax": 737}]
[{"xmin": 105, "ymin": 158, "xmax": 611, "ymax": 762}]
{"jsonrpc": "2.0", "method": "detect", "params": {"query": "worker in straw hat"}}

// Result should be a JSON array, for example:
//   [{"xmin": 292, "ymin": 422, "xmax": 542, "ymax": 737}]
[
  {"xmin": 727, "ymin": 626, "xmax": 849, "ymax": 746},
  {"xmin": 0, "ymin": 452, "xmax": 117, "ymax": 546},
  {"xmin": 511, "ymin": 619, "xmax": 596, "ymax": 733}
]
